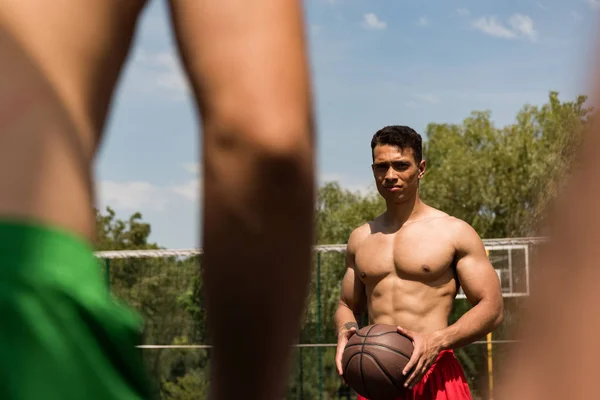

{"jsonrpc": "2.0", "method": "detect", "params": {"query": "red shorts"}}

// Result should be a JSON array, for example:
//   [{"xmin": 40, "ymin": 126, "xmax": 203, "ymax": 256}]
[{"xmin": 357, "ymin": 350, "xmax": 472, "ymax": 400}]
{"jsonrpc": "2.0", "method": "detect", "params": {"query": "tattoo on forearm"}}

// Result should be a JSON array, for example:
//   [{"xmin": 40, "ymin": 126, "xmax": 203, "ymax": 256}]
[{"xmin": 343, "ymin": 322, "xmax": 359, "ymax": 331}]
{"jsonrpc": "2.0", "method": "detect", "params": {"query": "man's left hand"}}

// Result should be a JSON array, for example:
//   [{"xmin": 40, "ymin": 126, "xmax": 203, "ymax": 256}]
[{"xmin": 397, "ymin": 326, "xmax": 444, "ymax": 390}]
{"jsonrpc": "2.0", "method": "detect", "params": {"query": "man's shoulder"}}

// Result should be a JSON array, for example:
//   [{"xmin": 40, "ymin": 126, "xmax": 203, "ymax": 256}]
[
  {"xmin": 347, "ymin": 215, "xmax": 382, "ymax": 252},
  {"xmin": 436, "ymin": 216, "xmax": 483, "ymax": 250},
  {"xmin": 434, "ymin": 214, "xmax": 470, "ymax": 230},
  {"xmin": 348, "ymin": 222, "xmax": 372, "ymax": 245},
  {"xmin": 447, "ymin": 216, "xmax": 478, "ymax": 235},
  {"xmin": 422, "ymin": 208, "xmax": 471, "ymax": 231},
  {"xmin": 424, "ymin": 212, "xmax": 481, "ymax": 244}
]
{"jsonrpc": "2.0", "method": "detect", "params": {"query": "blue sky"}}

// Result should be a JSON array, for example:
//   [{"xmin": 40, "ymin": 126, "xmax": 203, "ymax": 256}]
[{"xmin": 96, "ymin": 0, "xmax": 599, "ymax": 249}]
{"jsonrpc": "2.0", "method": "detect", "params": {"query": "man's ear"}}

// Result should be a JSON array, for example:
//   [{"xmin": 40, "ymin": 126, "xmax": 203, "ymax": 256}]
[{"xmin": 418, "ymin": 159, "xmax": 426, "ymax": 179}]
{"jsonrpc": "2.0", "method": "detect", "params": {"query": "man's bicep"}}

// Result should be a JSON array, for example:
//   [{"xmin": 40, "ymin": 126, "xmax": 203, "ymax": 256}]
[
  {"xmin": 339, "ymin": 242, "xmax": 367, "ymax": 311},
  {"xmin": 339, "ymin": 265, "xmax": 367, "ymax": 313},
  {"xmin": 455, "ymin": 224, "xmax": 502, "ymax": 305},
  {"xmin": 339, "ymin": 267, "xmax": 355, "ymax": 306},
  {"xmin": 340, "ymin": 227, "xmax": 369, "ymax": 315}
]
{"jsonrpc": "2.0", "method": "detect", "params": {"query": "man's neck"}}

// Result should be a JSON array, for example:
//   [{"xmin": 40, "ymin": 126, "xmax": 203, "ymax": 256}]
[{"xmin": 383, "ymin": 193, "xmax": 427, "ymax": 229}]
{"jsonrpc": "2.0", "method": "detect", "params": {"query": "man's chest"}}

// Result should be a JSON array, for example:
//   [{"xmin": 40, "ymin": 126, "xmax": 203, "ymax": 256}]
[{"xmin": 354, "ymin": 230, "xmax": 456, "ymax": 283}]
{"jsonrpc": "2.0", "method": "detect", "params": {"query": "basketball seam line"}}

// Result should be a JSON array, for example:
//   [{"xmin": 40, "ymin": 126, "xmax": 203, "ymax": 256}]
[
  {"xmin": 362, "ymin": 351, "xmax": 406, "ymax": 394},
  {"xmin": 361, "ymin": 325, "xmax": 377, "ymax": 400},
  {"xmin": 343, "ymin": 352, "xmax": 360, "ymax": 374},
  {"xmin": 356, "ymin": 331, "xmax": 407, "ymax": 338},
  {"xmin": 345, "ymin": 342, "xmax": 412, "ymax": 360}
]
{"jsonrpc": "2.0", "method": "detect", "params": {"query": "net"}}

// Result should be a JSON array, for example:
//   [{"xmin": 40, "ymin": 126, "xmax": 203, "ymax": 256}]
[{"xmin": 97, "ymin": 237, "xmax": 543, "ymax": 400}]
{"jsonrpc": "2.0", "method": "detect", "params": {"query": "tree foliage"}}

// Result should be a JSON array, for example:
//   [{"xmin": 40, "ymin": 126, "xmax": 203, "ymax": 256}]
[
  {"xmin": 421, "ymin": 91, "xmax": 589, "ymax": 238},
  {"xmin": 95, "ymin": 207, "xmax": 208, "ymax": 399}
]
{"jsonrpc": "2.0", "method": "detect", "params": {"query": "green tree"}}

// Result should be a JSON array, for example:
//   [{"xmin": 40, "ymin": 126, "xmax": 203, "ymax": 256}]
[
  {"xmin": 95, "ymin": 207, "xmax": 208, "ymax": 399},
  {"xmin": 95, "ymin": 207, "xmax": 158, "ymax": 251},
  {"xmin": 421, "ymin": 91, "xmax": 589, "ymax": 238}
]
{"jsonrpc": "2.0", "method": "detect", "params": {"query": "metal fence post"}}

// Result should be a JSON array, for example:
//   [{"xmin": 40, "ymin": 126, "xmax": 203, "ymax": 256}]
[{"xmin": 317, "ymin": 252, "xmax": 323, "ymax": 400}]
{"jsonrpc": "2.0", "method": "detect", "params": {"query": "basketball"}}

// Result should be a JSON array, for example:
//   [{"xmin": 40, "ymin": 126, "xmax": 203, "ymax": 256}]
[{"xmin": 341, "ymin": 324, "xmax": 414, "ymax": 400}]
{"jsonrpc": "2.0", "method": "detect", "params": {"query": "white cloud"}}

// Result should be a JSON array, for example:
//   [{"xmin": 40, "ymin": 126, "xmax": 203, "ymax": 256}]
[
  {"xmin": 588, "ymin": 0, "xmax": 600, "ymax": 10},
  {"xmin": 363, "ymin": 13, "xmax": 387, "ymax": 30},
  {"xmin": 170, "ymin": 179, "xmax": 200, "ymax": 202},
  {"xmin": 98, "ymin": 181, "xmax": 169, "ymax": 211},
  {"xmin": 98, "ymin": 163, "xmax": 202, "ymax": 212},
  {"xmin": 96, "ymin": 177, "xmax": 201, "ymax": 250},
  {"xmin": 508, "ymin": 14, "xmax": 537, "ymax": 42},
  {"xmin": 319, "ymin": 173, "xmax": 373, "ymax": 196},
  {"xmin": 418, "ymin": 17, "xmax": 430, "ymax": 27},
  {"xmin": 473, "ymin": 14, "xmax": 537, "ymax": 42},
  {"xmin": 182, "ymin": 162, "xmax": 201, "ymax": 175},
  {"xmin": 456, "ymin": 8, "xmax": 470, "ymax": 17},
  {"xmin": 131, "ymin": 49, "xmax": 190, "ymax": 100},
  {"xmin": 473, "ymin": 17, "xmax": 517, "ymax": 39},
  {"xmin": 172, "ymin": 163, "xmax": 201, "ymax": 202}
]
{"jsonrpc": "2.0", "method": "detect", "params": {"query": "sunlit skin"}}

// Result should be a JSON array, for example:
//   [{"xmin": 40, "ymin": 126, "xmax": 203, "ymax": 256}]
[
  {"xmin": 0, "ymin": 1, "xmax": 315, "ymax": 399},
  {"xmin": 334, "ymin": 143, "xmax": 503, "ymax": 391},
  {"xmin": 496, "ymin": 45, "xmax": 600, "ymax": 400},
  {"xmin": 372, "ymin": 145, "xmax": 425, "ymax": 206}
]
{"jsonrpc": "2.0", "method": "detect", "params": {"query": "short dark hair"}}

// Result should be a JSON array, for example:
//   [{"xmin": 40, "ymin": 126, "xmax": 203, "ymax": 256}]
[{"xmin": 371, "ymin": 125, "xmax": 422, "ymax": 163}]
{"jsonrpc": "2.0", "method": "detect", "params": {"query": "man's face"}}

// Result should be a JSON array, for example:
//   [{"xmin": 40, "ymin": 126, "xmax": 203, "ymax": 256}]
[{"xmin": 371, "ymin": 144, "xmax": 426, "ymax": 203}]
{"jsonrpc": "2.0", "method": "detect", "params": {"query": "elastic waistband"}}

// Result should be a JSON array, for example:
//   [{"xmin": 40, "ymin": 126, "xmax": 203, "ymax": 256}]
[{"xmin": 0, "ymin": 219, "xmax": 101, "ymax": 283}]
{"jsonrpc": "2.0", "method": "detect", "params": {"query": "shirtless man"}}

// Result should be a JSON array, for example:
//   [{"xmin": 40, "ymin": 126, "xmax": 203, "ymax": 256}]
[
  {"xmin": 334, "ymin": 126, "xmax": 504, "ymax": 399},
  {"xmin": 0, "ymin": 1, "xmax": 314, "ymax": 399}
]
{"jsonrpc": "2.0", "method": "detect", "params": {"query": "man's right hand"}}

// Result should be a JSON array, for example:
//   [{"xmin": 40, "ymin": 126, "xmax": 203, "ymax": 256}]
[{"xmin": 335, "ymin": 325, "xmax": 358, "ymax": 379}]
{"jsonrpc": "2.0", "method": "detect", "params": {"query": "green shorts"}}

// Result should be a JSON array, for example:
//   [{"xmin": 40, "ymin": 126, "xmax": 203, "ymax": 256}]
[{"xmin": 0, "ymin": 220, "xmax": 152, "ymax": 399}]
